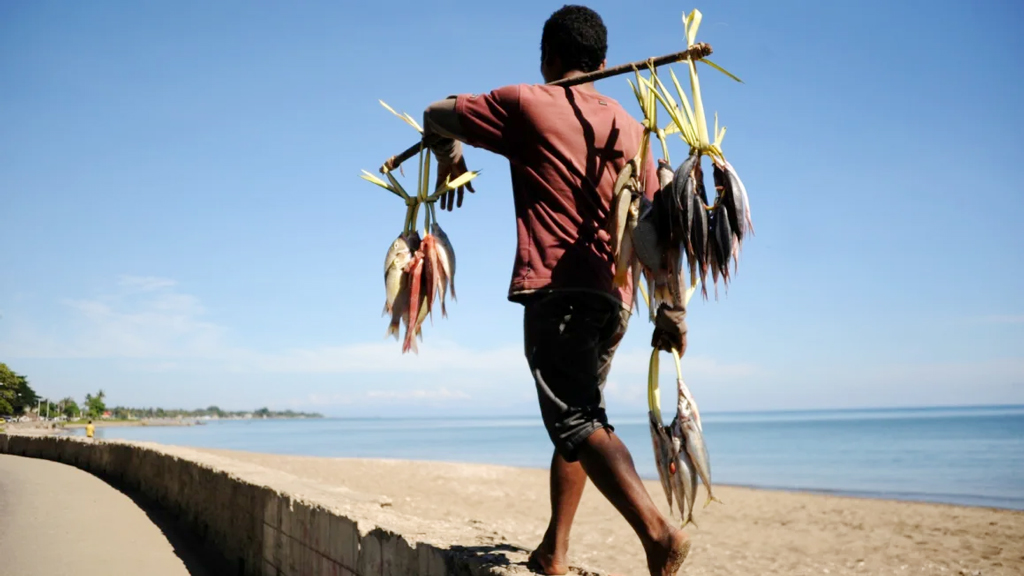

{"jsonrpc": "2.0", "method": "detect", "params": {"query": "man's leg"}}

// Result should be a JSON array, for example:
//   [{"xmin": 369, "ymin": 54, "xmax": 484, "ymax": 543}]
[
  {"xmin": 524, "ymin": 294, "xmax": 688, "ymax": 576},
  {"xmin": 576, "ymin": 429, "xmax": 689, "ymax": 576},
  {"xmin": 530, "ymin": 451, "xmax": 587, "ymax": 575}
]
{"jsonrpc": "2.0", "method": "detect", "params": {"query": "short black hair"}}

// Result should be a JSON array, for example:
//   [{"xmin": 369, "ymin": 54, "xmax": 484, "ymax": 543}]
[{"xmin": 541, "ymin": 5, "xmax": 607, "ymax": 73}]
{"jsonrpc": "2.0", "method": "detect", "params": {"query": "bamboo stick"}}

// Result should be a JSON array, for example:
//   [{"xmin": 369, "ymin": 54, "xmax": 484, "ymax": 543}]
[{"xmin": 379, "ymin": 43, "xmax": 713, "ymax": 173}]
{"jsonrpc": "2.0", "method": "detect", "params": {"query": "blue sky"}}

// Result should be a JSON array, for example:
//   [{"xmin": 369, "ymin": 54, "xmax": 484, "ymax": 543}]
[{"xmin": 1, "ymin": 0, "xmax": 1021, "ymax": 417}]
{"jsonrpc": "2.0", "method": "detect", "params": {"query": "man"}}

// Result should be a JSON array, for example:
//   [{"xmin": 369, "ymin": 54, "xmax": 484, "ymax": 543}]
[
  {"xmin": 85, "ymin": 419, "xmax": 95, "ymax": 439},
  {"xmin": 421, "ymin": 5, "xmax": 690, "ymax": 576}
]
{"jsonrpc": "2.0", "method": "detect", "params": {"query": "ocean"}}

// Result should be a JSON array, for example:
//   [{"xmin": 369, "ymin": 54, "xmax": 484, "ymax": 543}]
[{"xmin": 73, "ymin": 405, "xmax": 1024, "ymax": 510}]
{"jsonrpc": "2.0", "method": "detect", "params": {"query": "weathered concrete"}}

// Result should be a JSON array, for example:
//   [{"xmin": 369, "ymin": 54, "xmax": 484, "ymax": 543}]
[
  {"xmin": 0, "ymin": 434, "xmax": 601, "ymax": 576},
  {"xmin": 0, "ymin": 454, "xmax": 202, "ymax": 575}
]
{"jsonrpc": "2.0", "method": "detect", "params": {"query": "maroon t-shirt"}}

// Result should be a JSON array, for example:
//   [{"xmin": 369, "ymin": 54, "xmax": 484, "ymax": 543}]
[{"xmin": 455, "ymin": 84, "xmax": 658, "ymax": 308}]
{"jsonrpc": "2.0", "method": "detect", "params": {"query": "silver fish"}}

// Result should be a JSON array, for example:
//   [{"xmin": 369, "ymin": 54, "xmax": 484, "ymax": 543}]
[
  {"xmin": 650, "ymin": 412, "xmax": 675, "ymax": 511},
  {"xmin": 383, "ymin": 234, "xmax": 414, "ymax": 315},
  {"xmin": 677, "ymin": 377, "xmax": 703, "ymax": 432},
  {"xmin": 430, "ymin": 224, "xmax": 456, "ymax": 301},
  {"xmin": 690, "ymin": 194, "xmax": 709, "ymax": 298},
  {"xmin": 724, "ymin": 161, "xmax": 753, "ymax": 237},
  {"xmin": 671, "ymin": 154, "xmax": 699, "ymax": 250},
  {"xmin": 676, "ymin": 383, "xmax": 717, "ymax": 506},
  {"xmin": 613, "ymin": 188, "xmax": 640, "ymax": 288},
  {"xmin": 712, "ymin": 203, "xmax": 732, "ymax": 288},
  {"xmin": 669, "ymin": 422, "xmax": 699, "ymax": 527}
]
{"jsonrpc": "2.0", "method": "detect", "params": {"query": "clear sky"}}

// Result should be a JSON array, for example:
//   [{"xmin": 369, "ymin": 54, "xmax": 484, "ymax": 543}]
[{"xmin": 1, "ymin": 0, "xmax": 1021, "ymax": 417}]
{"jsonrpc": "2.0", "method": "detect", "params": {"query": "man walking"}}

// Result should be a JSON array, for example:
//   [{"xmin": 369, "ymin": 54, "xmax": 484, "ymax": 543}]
[{"xmin": 422, "ymin": 5, "xmax": 690, "ymax": 575}]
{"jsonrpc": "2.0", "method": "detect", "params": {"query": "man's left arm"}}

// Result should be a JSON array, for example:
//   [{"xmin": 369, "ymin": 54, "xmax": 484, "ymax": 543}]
[
  {"xmin": 423, "ymin": 97, "xmax": 474, "ymax": 211},
  {"xmin": 422, "ymin": 86, "xmax": 523, "ymax": 210}
]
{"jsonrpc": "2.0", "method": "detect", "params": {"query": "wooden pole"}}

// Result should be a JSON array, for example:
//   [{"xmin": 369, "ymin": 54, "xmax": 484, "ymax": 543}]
[{"xmin": 380, "ymin": 43, "xmax": 713, "ymax": 173}]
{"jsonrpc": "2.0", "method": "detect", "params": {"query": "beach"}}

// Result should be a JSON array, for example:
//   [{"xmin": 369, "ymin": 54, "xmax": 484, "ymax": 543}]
[{"xmin": 194, "ymin": 447, "xmax": 1024, "ymax": 576}]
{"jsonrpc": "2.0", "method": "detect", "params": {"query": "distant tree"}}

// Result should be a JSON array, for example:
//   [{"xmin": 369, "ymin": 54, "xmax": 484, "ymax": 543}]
[
  {"xmin": 85, "ymin": 390, "xmax": 107, "ymax": 418},
  {"xmin": 254, "ymin": 407, "xmax": 271, "ymax": 418},
  {"xmin": 0, "ymin": 369, "xmax": 14, "ymax": 415},
  {"xmin": 0, "ymin": 363, "xmax": 37, "ymax": 415},
  {"xmin": 60, "ymin": 397, "xmax": 81, "ymax": 419}
]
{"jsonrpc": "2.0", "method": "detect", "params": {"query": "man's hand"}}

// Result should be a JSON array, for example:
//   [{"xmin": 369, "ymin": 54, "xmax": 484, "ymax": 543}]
[
  {"xmin": 651, "ymin": 303, "xmax": 688, "ymax": 356},
  {"xmin": 436, "ymin": 152, "xmax": 476, "ymax": 211}
]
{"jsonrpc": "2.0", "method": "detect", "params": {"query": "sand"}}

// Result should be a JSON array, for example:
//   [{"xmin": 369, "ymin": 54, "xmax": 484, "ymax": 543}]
[{"xmin": 191, "ymin": 448, "xmax": 1023, "ymax": 576}]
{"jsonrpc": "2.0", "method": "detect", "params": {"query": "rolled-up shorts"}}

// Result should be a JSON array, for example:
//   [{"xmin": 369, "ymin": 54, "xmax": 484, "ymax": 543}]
[{"xmin": 523, "ymin": 291, "xmax": 630, "ymax": 462}]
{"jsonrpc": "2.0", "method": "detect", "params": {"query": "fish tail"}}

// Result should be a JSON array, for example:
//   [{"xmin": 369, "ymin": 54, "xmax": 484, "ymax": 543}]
[{"xmin": 704, "ymin": 494, "xmax": 722, "ymax": 508}]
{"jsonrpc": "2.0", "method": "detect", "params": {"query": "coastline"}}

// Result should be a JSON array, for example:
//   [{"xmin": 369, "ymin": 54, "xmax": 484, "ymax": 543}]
[
  {"xmin": 192, "ymin": 447, "xmax": 1024, "ymax": 576},
  {"xmin": 2, "ymin": 432, "xmax": 1021, "ymax": 575},
  {"xmin": 4, "ymin": 418, "xmax": 201, "ymax": 433}
]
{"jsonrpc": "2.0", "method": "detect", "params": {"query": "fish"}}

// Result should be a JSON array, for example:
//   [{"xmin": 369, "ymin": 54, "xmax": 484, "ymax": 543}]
[
  {"xmin": 609, "ymin": 186, "xmax": 633, "ymax": 260},
  {"xmin": 675, "ymin": 380, "xmax": 718, "ymax": 507},
  {"xmin": 650, "ymin": 412, "xmax": 675, "ymax": 511},
  {"xmin": 678, "ymin": 376, "xmax": 703, "ymax": 432},
  {"xmin": 431, "ymin": 223, "xmax": 457, "ymax": 302},
  {"xmin": 671, "ymin": 153, "xmax": 700, "ymax": 212},
  {"xmin": 690, "ymin": 195, "xmax": 709, "ymax": 297},
  {"xmin": 614, "ymin": 192, "xmax": 640, "ymax": 287},
  {"xmin": 386, "ymin": 274, "xmax": 410, "ymax": 340},
  {"xmin": 671, "ymin": 153, "xmax": 699, "ymax": 249},
  {"xmin": 643, "ymin": 267, "xmax": 659, "ymax": 322},
  {"xmin": 655, "ymin": 161, "xmax": 679, "ymax": 249},
  {"xmin": 633, "ymin": 195, "xmax": 662, "ymax": 273},
  {"xmin": 713, "ymin": 162, "xmax": 741, "ymax": 243},
  {"xmin": 711, "ymin": 204, "xmax": 733, "ymax": 287},
  {"xmin": 669, "ymin": 423, "xmax": 699, "ymax": 527},
  {"xmin": 402, "ymin": 253, "xmax": 425, "ymax": 354},
  {"xmin": 664, "ymin": 245, "xmax": 683, "ymax": 309},
  {"xmin": 419, "ymin": 234, "xmax": 440, "ymax": 322},
  {"xmin": 723, "ymin": 160, "xmax": 753, "ymax": 237},
  {"xmin": 383, "ymin": 234, "xmax": 415, "ymax": 316}
]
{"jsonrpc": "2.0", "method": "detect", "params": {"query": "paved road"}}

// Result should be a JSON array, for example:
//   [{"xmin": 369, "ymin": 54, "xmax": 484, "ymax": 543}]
[{"xmin": 0, "ymin": 454, "xmax": 210, "ymax": 575}]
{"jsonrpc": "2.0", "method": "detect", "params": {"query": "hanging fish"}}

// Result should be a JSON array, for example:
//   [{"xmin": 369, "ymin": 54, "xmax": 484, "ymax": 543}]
[
  {"xmin": 650, "ymin": 412, "xmax": 676, "ymax": 511},
  {"xmin": 723, "ymin": 160, "xmax": 753, "ymax": 237},
  {"xmin": 402, "ymin": 254, "xmax": 425, "ymax": 354},
  {"xmin": 383, "ymin": 234, "xmax": 414, "ymax": 315},
  {"xmin": 669, "ymin": 425, "xmax": 699, "ymax": 527},
  {"xmin": 690, "ymin": 195, "xmax": 709, "ymax": 297},
  {"xmin": 671, "ymin": 153, "xmax": 699, "ymax": 250},
  {"xmin": 713, "ymin": 163, "xmax": 740, "ymax": 243},
  {"xmin": 431, "ymin": 223, "xmax": 457, "ymax": 304},
  {"xmin": 674, "ymin": 377, "xmax": 719, "ymax": 507},
  {"xmin": 711, "ymin": 204, "xmax": 733, "ymax": 287},
  {"xmin": 633, "ymin": 195, "xmax": 663, "ymax": 274}
]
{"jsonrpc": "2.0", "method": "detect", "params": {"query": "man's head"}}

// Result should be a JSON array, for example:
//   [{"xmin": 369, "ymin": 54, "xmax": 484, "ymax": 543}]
[{"xmin": 540, "ymin": 5, "xmax": 607, "ymax": 83}]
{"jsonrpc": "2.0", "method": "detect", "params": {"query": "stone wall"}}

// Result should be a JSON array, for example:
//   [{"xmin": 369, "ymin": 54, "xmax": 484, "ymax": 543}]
[{"xmin": 0, "ymin": 434, "xmax": 571, "ymax": 576}]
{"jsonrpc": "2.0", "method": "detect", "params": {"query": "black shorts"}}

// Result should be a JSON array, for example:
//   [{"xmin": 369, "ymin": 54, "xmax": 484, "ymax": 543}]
[{"xmin": 523, "ymin": 291, "xmax": 630, "ymax": 462}]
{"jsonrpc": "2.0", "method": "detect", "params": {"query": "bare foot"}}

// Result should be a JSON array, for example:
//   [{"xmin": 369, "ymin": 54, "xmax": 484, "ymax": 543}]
[
  {"xmin": 528, "ymin": 541, "xmax": 569, "ymax": 575},
  {"xmin": 644, "ymin": 527, "xmax": 690, "ymax": 576}
]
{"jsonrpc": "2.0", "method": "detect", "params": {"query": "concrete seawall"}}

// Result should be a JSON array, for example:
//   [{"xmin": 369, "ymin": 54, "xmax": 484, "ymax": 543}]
[{"xmin": 0, "ymin": 434, "xmax": 597, "ymax": 576}]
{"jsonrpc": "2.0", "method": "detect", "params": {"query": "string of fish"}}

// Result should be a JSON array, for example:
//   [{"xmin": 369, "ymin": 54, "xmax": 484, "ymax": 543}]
[{"xmin": 361, "ymin": 103, "xmax": 480, "ymax": 354}]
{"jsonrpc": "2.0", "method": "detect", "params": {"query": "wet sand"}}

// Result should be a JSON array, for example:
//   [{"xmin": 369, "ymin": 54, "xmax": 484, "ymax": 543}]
[{"xmin": 194, "ymin": 448, "xmax": 1024, "ymax": 576}]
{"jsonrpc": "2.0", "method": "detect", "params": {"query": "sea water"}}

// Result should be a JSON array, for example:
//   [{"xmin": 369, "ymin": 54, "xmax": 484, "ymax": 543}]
[{"xmin": 74, "ymin": 405, "xmax": 1024, "ymax": 510}]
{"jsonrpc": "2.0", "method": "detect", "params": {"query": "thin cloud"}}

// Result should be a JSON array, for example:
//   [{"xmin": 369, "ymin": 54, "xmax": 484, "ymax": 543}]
[
  {"xmin": 118, "ymin": 275, "xmax": 178, "ymax": 292},
  {"xmin": 365, "ymin": 388, "xmax": 471, "ymax": 401}
]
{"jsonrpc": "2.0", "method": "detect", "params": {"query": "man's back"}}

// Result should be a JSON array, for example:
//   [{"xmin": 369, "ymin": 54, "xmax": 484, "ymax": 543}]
[{"xmin": 455, "ymin": 84, "xmax": 657, "ymax": 304}]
